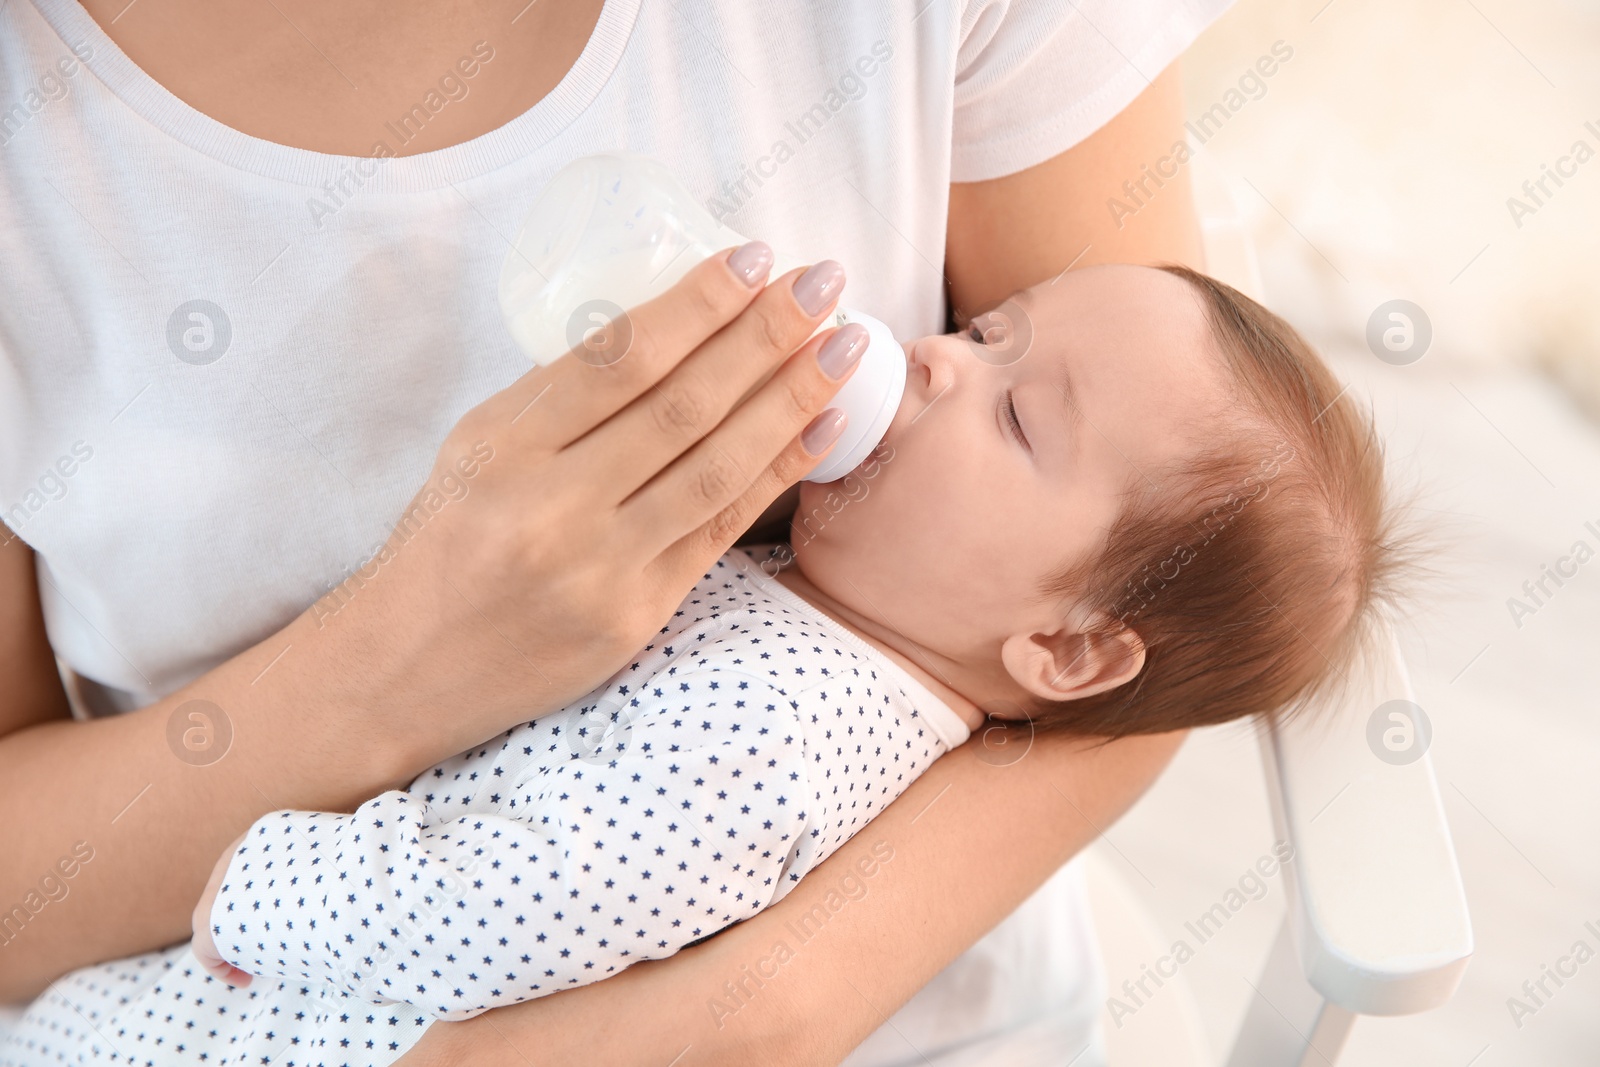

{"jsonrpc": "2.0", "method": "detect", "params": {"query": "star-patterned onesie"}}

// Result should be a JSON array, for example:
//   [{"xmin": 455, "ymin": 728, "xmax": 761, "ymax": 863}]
[{"xmin": 3, "ymin": 546, "xmax": 971, "ymax": 1067}]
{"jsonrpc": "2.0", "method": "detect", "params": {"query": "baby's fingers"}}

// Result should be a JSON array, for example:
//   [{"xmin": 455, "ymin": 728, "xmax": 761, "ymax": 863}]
[
  {"xmin": 193, "ymin": 925, "xmax": 253, "ymax": 988},
  {"xmin": 196, "ymin": 950, "xmax": 254, "ymax": 988}
]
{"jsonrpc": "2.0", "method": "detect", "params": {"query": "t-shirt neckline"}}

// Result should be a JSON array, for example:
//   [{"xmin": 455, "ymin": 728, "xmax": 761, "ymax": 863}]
[
  {"xmin": 729, "ymin": 546, "xmax": 974, "ymax": 751},
  {"xmin": 28, "ymin": 0, "xmax": 644, "ymax": 191}
]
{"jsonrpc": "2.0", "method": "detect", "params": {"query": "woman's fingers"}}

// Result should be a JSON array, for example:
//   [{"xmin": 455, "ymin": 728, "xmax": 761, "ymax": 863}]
[
  {"xmin": 484, "ymin": 244, "xmax": 776, "ymax": 454},
  {"xmin": 569, "ymin": 260, "xmax": 846, "ymax": 503},
  {"xmin": 627, "ymin": 319, "xmax": 860, "ymax": 562},
  {"xmin": 662, "ymin": 409, "xmax": 848, "ymax": 584}
]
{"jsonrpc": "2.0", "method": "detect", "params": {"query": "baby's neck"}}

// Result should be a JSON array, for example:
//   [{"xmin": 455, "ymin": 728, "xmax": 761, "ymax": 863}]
[{"xmin": 770, "ymin": 564, "xmax": 988, "ymax": 732}]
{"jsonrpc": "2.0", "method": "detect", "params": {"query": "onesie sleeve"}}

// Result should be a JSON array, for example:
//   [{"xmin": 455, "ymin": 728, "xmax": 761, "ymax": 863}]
[
  {"xmin": 950, "ymin": 0, "xmax": 1234, "ymax": 181},
  {"xmin": 206, "ymin": 669, "xmax": 809, "ymax": 1020}
]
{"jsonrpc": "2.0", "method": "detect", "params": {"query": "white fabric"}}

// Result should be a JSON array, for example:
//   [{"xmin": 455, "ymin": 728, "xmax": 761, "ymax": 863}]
[
  {"xmin": 1, "ymin": 548, "xmax": 974, "ymax": 1066},
  {"xmin": 0, "ymin": 0, "xmax": 1228, "ymax": 1061}
]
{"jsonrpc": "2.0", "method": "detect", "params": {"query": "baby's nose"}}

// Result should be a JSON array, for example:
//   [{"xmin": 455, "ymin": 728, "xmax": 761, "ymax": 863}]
[{"xmin": 907, "ymin": 335, "xmax": 961, "ymax": 398}]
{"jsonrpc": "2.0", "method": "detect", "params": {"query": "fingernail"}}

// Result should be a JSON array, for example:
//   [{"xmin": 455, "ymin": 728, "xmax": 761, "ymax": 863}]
[
  {"xmin": 801, "ymin": 408, "xmax": 847, "ymax": 456},
  {"xmin": 817, "ymin": 322, "xmax": 869, "ymax": 380},
  {"xmin": 793, "ymin": 260, "xmax": 845, "ymax": 317},
  {"xmin": 727, "ymin": 241, "xmax": 774, "ymax": 287}
]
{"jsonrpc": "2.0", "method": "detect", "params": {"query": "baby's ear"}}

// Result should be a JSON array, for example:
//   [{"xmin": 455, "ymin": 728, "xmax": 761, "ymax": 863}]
[{"xmin": 1000, "ymin": 619, "xmax": 1145, "ymax": 703}]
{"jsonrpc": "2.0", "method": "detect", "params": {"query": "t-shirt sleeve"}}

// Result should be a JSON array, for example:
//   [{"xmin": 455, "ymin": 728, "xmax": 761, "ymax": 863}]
[{"xmin": 950, "ymin": 0, "xmax": 1235, "ymax": 182}]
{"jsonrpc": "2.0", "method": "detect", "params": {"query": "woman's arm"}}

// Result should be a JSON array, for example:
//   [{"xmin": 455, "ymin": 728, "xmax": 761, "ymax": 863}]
[
  {"xmin": 0, "ymin": 536, "xmax": 70, "ymax": 730},
  {"xmin": 0, "ymin": 250, "xmax": 858, "ymax": 1001},
  {"xmin": 403, "ymin": 61, "xmax": 1206, "ymax": 1067},
  {"xmin": 946, "ymin": 63, "xmax": 1203, "ymax": 312},
  {"xmin": 410, "ymin": 731, "xmax": 1185, "ymax": 1066}
]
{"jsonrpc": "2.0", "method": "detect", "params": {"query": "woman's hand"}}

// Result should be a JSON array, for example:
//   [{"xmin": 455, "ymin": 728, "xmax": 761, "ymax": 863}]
[
  {"xmin": 316, "ymin": 243, "xmax": 859, "ymax": 760},
  {"xmin": 0, "ymin": 241, "xmax": 859, "ymax": 999},
  {"xmin": 190, "ymin": 830, "xmax": 251, "ymax": 988}
]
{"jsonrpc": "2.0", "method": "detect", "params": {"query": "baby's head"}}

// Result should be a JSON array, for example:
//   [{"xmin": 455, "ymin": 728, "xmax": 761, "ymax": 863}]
[{"xmin": 784, "ymin": 263, "xmax": 1407, "ymax": 736}]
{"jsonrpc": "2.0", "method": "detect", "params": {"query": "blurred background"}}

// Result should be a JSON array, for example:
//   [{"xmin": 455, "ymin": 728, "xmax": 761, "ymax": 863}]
[{"xmin": 1087, "ymin": 0, "xmax": 1600, "ymax": 1063}]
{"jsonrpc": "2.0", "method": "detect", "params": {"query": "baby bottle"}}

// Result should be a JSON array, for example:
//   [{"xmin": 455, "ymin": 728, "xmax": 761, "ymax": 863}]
[{"xmin": 497, "ymin": 153, "xmax": 904, "ymax": 483}]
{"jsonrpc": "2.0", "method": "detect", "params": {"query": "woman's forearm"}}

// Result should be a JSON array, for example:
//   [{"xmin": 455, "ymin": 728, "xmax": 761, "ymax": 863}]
[{"xmin": 408, "ymin": 727, "xmax": 1185, "ymax": 1066}]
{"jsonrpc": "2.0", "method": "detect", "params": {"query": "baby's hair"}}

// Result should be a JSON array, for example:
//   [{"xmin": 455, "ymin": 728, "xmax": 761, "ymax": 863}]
[{"xmin": 1024, "ymin": 265, "xmax": 1418, "ymax": 737}]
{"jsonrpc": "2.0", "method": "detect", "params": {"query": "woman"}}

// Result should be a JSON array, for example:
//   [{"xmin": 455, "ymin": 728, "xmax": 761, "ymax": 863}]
[{"xmin": 0, "ymin": 0, "xmax": 1223, "ymax": 1062}]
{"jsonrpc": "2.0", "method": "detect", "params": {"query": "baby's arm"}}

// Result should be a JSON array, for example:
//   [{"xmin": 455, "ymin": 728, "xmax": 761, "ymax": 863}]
[{"xmin": 204, "ymin": 669, "xmax": 809, "ymax": 1020}]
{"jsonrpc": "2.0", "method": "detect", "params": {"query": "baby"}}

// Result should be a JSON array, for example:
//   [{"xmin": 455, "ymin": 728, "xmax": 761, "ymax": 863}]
[{"xmin": 1, "ymin": 264, "xmax": 1399, "ymax": 1067}]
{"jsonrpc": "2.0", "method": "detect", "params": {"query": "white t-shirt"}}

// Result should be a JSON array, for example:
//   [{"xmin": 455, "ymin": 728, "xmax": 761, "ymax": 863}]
[{"xmin": 0, "ymin": 0, "xmax": 1229, "ymax": 1062}]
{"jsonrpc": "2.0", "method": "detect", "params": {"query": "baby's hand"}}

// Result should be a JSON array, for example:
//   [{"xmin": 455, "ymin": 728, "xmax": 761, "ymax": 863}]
[{"xmin": 191, "ymin": 830, "xmax": 253, "ymax": 988}]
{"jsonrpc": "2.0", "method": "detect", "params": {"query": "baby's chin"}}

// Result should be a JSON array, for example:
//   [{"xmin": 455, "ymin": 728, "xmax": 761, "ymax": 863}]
[
  {"xmin": 781, "ymin": 436, "xmax": 903, "ymax": 574},
  {"xmin": 793, "ymin": 470, "xmax": 873, "ymax": 538},
  {"xmin": 784, "ymin": 484, "xmax": 852, "ymax": 563}
]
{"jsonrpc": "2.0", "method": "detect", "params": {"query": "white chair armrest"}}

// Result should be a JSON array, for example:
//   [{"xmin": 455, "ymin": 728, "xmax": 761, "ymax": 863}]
[{"xmin": 1260, "ymin": 617, "xmax": 1474, "ymax": 1015}]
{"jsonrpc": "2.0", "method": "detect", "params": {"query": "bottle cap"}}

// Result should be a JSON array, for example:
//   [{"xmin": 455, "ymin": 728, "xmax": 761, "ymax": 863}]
[{"xmin": 802, "ymin": 307, "xmax": 905, "ymax": 484}]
